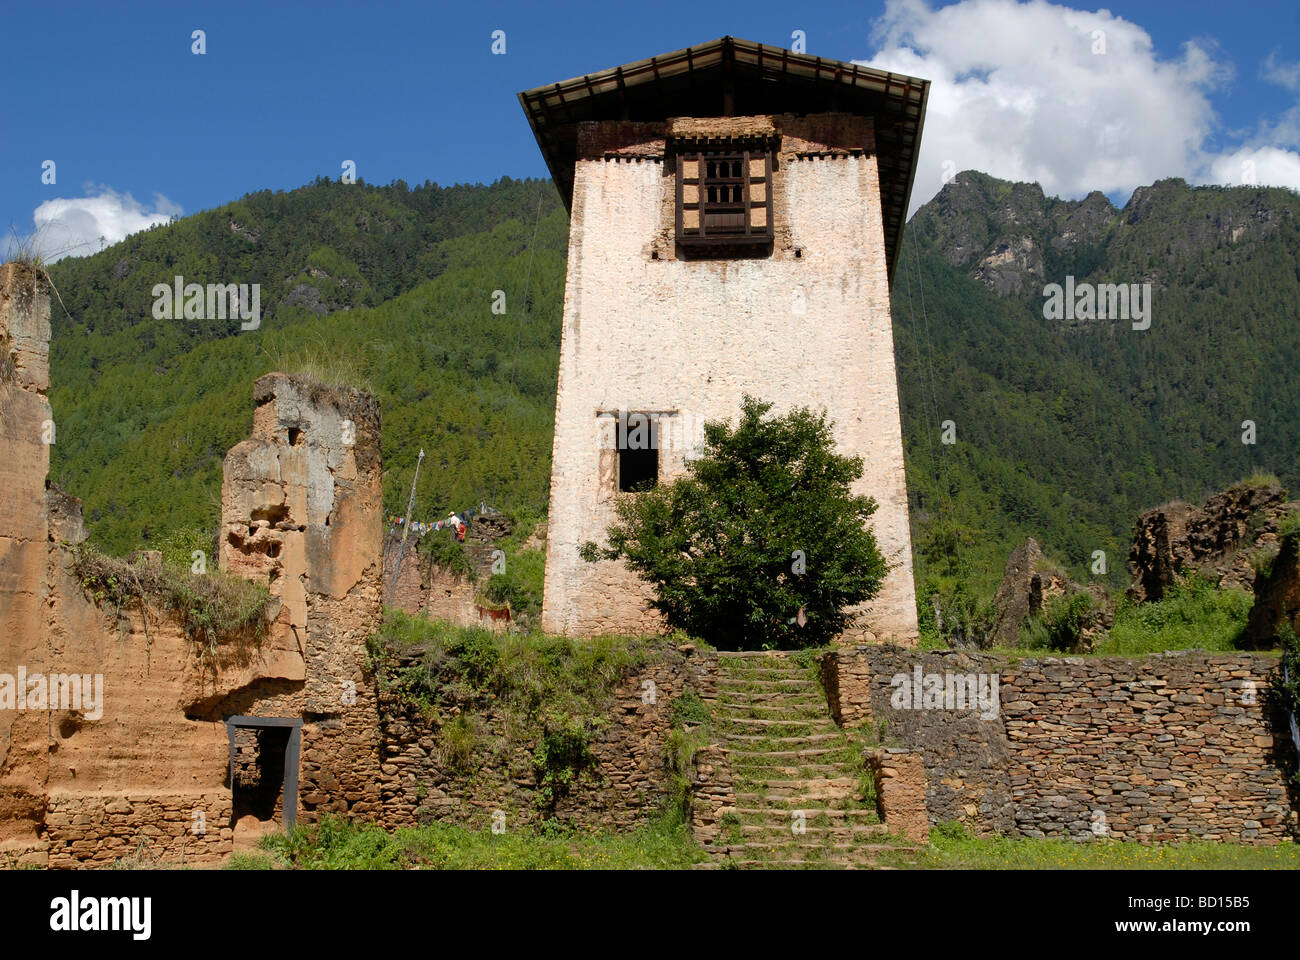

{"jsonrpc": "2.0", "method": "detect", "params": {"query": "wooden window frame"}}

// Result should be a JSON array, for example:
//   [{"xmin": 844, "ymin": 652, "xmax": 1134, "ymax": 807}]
[{"xmin": 675, "ymin": 145, "xmax": 773, "ymax": 256}]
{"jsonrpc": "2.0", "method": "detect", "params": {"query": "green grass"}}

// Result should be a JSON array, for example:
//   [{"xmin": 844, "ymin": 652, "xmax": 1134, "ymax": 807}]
[
  {"xmin": 368, "ymin": 612, "xmax": 661, "ymax": 728},
  {"xmin": 232, "ymin": 812, "xmax": 705, "ymax": 870},
  {"xmin": 1091, "ymin": 575, "xmax": 1254, "ymax": 655},
  {"xmin": 886, "ymin": 826, "xmax": 1300, "ymax": 869}
]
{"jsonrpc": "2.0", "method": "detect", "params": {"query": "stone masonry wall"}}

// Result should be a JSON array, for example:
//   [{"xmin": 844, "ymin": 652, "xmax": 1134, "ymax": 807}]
[
  {"xmin": 827, "ymin": 647, "xmax": 1015, "ymax": 833},
  {"xmin": 1002, "ymin": 654, "xmax": 1296, "ymax": 841},
  {"xmin": 3, "ymin": 348, "xmax": 393, "ymax": 868},
  {"xmin": 542, "ymin": 113, "xmax": 918, "ymax": 644},
  {"xmin": 377, "ymin": 645, "xmax": 715, "ymax": 831},
  {"xmin": 822, "ymin": 647, "xmax": 1299, "ymax": 842},
  {"xmin": 45, "ymin": 792, "xmax": 232, "ymax": 868}
]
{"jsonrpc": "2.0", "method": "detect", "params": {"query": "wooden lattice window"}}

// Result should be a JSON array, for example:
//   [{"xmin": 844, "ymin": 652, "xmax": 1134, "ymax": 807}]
[{"xmin": 675, "ymin": 147, "xmax": 773, "ymax": 255}]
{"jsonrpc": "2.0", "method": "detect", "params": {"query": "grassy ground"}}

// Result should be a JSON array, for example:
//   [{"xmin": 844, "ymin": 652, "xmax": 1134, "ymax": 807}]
[
  {"xmin": 224, "ymin": 813, "xmax": 705, "ymax": 870},
  {"xmin": 220, "ymin": 815, "xmax": 1299, "ymax": 871},
  {"xmin": 877, "ymin": 826, "xmax": 1300, "ymax": 869}
]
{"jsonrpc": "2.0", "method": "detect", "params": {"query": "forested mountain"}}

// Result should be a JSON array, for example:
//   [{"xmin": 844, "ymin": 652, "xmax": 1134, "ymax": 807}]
[
  {"xmin": 894, "ymin": 171, "xmax": 1300, "ymax": 629},
  {"xmin": 43, "ymin": 171, "xmax": 1300, "ymax": 628},
  {"xmin": 45, "ymin": 177, "xmax": 568, "ymax": 555}
]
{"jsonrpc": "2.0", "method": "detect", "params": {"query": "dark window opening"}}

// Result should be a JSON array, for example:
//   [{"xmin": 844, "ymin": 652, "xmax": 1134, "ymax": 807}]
[{"xmin": 617, "ymin": 414, "xmax": 659, "ymax": 493}]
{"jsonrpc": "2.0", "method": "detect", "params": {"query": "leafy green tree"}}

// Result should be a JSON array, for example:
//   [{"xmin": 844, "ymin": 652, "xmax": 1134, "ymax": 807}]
[{"xmin": 580, "ymin": 396, "xmax": 888, "ymax": 649}]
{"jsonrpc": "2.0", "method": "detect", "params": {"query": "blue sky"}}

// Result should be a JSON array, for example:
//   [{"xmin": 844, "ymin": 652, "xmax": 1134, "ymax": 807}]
[{"xmin": 2, "ymin": 0, "xmax": 1297, "ymax": 260}]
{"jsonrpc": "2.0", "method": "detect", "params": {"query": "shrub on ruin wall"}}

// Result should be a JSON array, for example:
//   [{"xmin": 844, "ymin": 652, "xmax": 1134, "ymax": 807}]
[
  {"xmin": 1019, "ymin": 590, "xmax": 1095, "ymax": 652},
  {"xmin": 1091, "ymin": 574, "xmax": 1252, "ymax": 655},
  {"xmin": 665, "ymin": 690, "xmax": 713, "ymax": 817},
  {"xmin": 420, "ymin": 533, "xmax": 476, "ymax": 583},
  {"xmin": 368, "ymin": 612, "xmax": 661, "ymax": 806},
  {"xmin": 481, "ymin": 547, "xmax": 544, "ymax": 624},
  {"xmin": 70, "ymin": 542, "xmax": 269, "ymax": 650}
]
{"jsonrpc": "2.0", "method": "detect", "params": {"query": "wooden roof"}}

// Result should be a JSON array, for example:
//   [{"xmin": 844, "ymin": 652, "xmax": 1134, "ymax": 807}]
[{"xmin": 518, "ymin": 36, "xmax": 929, "ymax": 281}]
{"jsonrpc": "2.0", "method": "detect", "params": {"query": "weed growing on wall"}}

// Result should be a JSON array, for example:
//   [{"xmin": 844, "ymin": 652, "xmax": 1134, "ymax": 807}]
[
  {"xmin": 367, "ymin": 612, "xmax": 665, "ymax": 808},
  {"xmin": 70, "ymin": 541, "xmax": 269, "ymax": 651},
  {"xmin": 666, "ymin": 690, "xmax": 713, "ymax": 819}
]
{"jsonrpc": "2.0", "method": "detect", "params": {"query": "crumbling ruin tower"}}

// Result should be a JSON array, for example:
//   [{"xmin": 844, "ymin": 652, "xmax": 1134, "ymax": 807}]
[
  {"xmin": 0, "ymin": 264, "xmax": 54, "ymax": 862},
  {"xmin": 220, "ymin": 372, "xmax": 384, "ymax": 822},
  {"xmin": 520, "ymin": 37, "xmax": 929, "ymax": 642}
]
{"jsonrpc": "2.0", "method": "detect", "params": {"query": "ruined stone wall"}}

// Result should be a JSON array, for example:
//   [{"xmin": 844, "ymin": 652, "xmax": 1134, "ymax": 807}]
[
  {"xmin": 1244, "ymin": 530, "xmax": 1300, "ymax": 646},
  {"xmin": 377, "ymin": 646, "xmax": 715, "ymax": 831},
  {"xmin": 1129, "ymin": 482, "xmax": 1297, "ymax": 603},
  {"xmin": 542, "ymin": 113, "xmax": 918, "ymax": 644},
  {"xmin": 0, "ymin": 268, "xmax": 296, "ymax": 867},
  {"xmin": 822, "ymin": 647, "xmax": 1299, "ymax": 842},
  {"xmin": 40, "ymin": 564, "xmax": 234, "ymax": 867},
  {"xmin": 220, "ymin": 372, "xmax": 385, "ymax": 824},
  {"xmin": 0, "ymin": 265, "xmax": 53, "ymax": 863},
  {"xmin": 2, "ymin": 342, "xmax": 391, "ymax": 867},
  {"xmin": 382, "ymin": 517, "xmax": 513, "ymax": 630}
]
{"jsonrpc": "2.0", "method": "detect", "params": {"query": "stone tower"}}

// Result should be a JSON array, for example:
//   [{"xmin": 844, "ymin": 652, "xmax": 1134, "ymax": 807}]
[{"xmin": 520, "ymin": 37, "xmax": 929, "ymax": 643}]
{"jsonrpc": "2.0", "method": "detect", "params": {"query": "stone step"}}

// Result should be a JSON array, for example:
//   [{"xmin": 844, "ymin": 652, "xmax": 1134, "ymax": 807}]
[
  {"xmin": 718, "ymin": 714, "xmax": 830, "ymax": 726},
  {"xmin": 728, "ymin": 757, "xmax": 858, "ymax": 773},
  {"xmin": 733, "ymin": 807, "xmax": 880, "ymax": 820},
  {"xmin": 716, "ymin": 678, "xmax": 818, "ymax": 689},
  {"xmin": 714, "ymin": 691, "xmax": 825, "ymax": 705},
  {"xmin": 716, "ymin": 716, "xmax": 826, "ymax": 728},
  {"xmin": 733, "ymin": 767, "xmax": 849, "ymax": 782},
  {"xmin": 738, "ymin": 816, "xmax": 889, "ymax": 832},
  {"xmin": 717, "ymin": 842, "xmax": 904, "ymax": 855},
  {"xmin": 723, "ymin": 732, "xmax": 842, "ymax": 745},
  {"xmin": 740, "ymin": 777, "xmax": 859, "ymax": 791},
  {"xmin": 717, "ymin": 660, "xmax": 809, "ymax": 669},
  {"xmin": 733, "ymin": 790, "xmax": 873, "ymax": 806},
  {"xmin": 724, "ymin": 747, "xmax": 843, "ymax": 759},
  {"xmin": 717, "ymin": 701, "xmax": 828, "ymax": 715},
  {"xmin": 722, "ymin": 729, "xmax": 843, "ymax": 743},
  {"xmin": 722, "ymin": 860, "xmax": 864, "ymax": 869}
]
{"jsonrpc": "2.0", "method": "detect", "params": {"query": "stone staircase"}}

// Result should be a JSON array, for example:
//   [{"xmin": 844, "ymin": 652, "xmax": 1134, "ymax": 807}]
[{"xmin": 699, "ymin": 651, "xmax": 917, "ymax": 869}]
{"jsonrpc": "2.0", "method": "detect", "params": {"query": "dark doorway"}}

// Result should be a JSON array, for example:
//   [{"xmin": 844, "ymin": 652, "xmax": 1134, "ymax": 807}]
[{"xmin": 226, "ymin": 716, "xmax": 302, "ymax": 830}]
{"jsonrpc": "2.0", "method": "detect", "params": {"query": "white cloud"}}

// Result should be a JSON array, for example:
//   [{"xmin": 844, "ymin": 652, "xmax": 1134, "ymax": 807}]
[
  {"xmin": 1208, "ymin": 145, "xmax": 1300, "ymax": 191},
  {"xmin": 25, "ymin": 186, "xmax": 182, "ymax": 263},
  {"xmin": 854, "ymin": 0, "xmax": 1300, "ymax": 211},
  {"xmin": 1262, "ymin": 52, "xmax": 1300, "ymax": 94}
]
